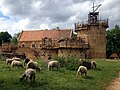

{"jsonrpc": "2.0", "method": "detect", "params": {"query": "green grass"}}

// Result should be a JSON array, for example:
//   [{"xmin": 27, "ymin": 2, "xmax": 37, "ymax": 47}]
[{"xmin": 0, "ymin": 59, "xmax": 120, "ymax": 90}]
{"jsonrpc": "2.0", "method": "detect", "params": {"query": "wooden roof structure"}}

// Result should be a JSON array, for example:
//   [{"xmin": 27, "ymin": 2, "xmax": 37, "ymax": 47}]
[{"xmin": 110, "ymin": 53, "xmax": 119, "ymax": 59}]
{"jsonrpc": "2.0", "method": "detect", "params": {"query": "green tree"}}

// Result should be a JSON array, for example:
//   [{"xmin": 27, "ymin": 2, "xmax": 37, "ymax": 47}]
[
  {"xmin": 106, "ymin": 24, "xmax": 120, "ymax": 58},
  {"xmin": 11, "ymin": 32, "xmax": 21, "ymax": 44},
  {"xmin": 0, "ymin": 31, "xmax": 12, "ymax": 45}
]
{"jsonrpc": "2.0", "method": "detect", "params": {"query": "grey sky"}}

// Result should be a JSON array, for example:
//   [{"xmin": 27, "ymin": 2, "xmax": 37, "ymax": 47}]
[{"xmin": 0, "ymin": 0, "xmax": 119, "ymax": 35}]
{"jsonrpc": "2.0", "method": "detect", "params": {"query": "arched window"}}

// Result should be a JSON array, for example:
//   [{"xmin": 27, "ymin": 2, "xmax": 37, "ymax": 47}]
[
  {"xmin": 22, "ymin": 43, "xmax": 25, "ymax": 47},
  {"xmin": 31, "ymin": 42, "xmax": 35, "ymax": 48}
]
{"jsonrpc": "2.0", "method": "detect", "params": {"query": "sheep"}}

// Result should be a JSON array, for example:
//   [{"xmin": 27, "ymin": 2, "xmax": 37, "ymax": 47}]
[
  {"xmin": 24, "ymin": 58, "xmax": 30, "ymax": 65},
  {"xmin": 76, "ymin": 66, "xmax": 87, "ymax": 77},
  {"xmin": 79, "ymin": 59, "xmax": 91, "ymax": 69},
  {"xmin": 19, "ymin": 68, "xmax": 36, "ymax": 82},
  {"xmin": 6, "ymin": 58, "xmax": 14, "ymax": 65},
  {"xmin": 26, "ymin": 61, "xmax": 40, "ymax": 72},
  {"xmin": 91, "ymin": 61, "xmax": 97, "ymax": 70},
  {"xmin": 12, "ymin": 57, "xmax": 21, "ymax": 61},
  {"xmin": 11, "ymin": 61, "xmax": 23, "ymax": 68},
  {"xmin": 48, "ymin": 60, "xmax": 60, "ymax": 71}
]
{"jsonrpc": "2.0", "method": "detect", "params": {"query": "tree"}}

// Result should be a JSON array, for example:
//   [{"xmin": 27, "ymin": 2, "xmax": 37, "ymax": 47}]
[
  {"xmin": 106, "ymin": 24, "xmax": 120, "ymax": 58},
  {"xmin": 11, "ymin": 32, "xmax": 21, "ymax": 44},
  {"xmin": 0, "ymin": 31, "xmax": 12, "ymax": 45}
]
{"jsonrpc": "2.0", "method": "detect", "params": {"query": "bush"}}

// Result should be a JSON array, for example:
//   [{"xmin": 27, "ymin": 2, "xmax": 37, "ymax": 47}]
[
  {"xmin": 0, "ymin": 54, "xmax": 7, "ymax": 61},
  {"xmin": 57, "ymin": 56, "xmax": 65, "ymax": 67},
  {"xmin": 57, "ymin": 57, "xmax": 80, "ymax": 71}
]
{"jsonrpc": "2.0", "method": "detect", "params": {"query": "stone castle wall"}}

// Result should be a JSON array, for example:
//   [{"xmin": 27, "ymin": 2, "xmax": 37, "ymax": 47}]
[{"xmin": 76, "ymin": 24, "xmax": 107, "ymax": 58}]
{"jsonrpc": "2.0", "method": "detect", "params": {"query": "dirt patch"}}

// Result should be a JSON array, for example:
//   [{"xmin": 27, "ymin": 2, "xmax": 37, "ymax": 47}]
[{"xmin": 106, "ymin": 72, "xmax": 120, "ymax": 90}]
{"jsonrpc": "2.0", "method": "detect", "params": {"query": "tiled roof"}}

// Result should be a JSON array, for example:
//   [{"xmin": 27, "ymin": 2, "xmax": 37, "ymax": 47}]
[
  {"xmin": 19, "ymin": 29, "xmax": 72, "ymax": 42},
  {"xmin": 110, "ymin": 53, "xmax": 118, "ymax": 58}
]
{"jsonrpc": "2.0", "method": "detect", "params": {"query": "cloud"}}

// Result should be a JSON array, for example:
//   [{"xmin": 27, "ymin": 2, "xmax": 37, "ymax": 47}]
[
  {"xmin": 100, "ymin": 0, "xmax": 120, "ymax": 28},
  {"xmin": 0, "ymin": 7, "xmax": 10, "ymax": 16},
  {"xmin": 0, "ymin": 0, "xmax": 119, "ymax": 35},
  {"xmin": 40, "ymin": 24, "xmax": 49, "ymax": 30},
  {"xmin": 12, "ymin": 18, "xmax": 29, "ymax": 31}
]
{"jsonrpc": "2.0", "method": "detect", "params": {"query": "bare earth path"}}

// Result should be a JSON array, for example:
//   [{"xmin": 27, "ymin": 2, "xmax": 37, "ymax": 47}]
[{"xmin": 106, "ymin": 72, "xmax": 120, "ymax": 90}]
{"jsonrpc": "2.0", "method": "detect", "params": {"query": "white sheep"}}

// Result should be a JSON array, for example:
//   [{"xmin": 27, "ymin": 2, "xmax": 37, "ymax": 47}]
[
  {"xmin": 6, "ymin": 58, "xmax": 14, "ymax": 65},
  {"xmin": 91, "ymin": 61, "xmax": 97, "ymax": 70},
  {"xmin": 11, "ymin": 61, "xmax": 23, "ymax": 68},
  {"xmin": 12, "ymin": 57, "xmax": 21, "ymax": 61},
  {"xmin": 76, "ymin": 66, "xmax": 87, "ymax": 77},
  {"xmin": 26, "ymin": 61, "xmax": 40, "ymax": 72},
  {"xmin": 19, "ymin": 68, "xmax": 36, "ymax": 82},
  {"xmin": 48, "ymin": 60, "xmax": 60, "ymax": 71}
]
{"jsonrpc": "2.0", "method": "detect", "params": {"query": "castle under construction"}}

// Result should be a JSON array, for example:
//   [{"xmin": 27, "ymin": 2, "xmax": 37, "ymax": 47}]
[{"xmin": 1, "ymin": 3, "xmax": 108, "ymax": 59}]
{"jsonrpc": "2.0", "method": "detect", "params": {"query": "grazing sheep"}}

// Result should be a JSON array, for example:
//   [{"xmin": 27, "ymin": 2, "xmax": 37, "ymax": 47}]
[
  {"xmin": 79, "ymin": 59, "xmax": 91, "ymax": 69},
  {"xmin": 91, "ymin": 61, "xmax": 97, "ymax": 69},
  {"xmin": 6, "ymin": 58, "xmax": 14, "ymax": 65},
  {"xmin": 24, "ymin": 58, "xmax": 30, "ymax": 65},
  {"xmin": 12, "ymin": 57, "xmax": 21, "ymax": 61},
  {"xmin": 11, "ymin": 61, "xmax": 23, "ymax": 68},
  {"xmin": 19, "ymin": 68, "xmax": 36, "ymax": 82},
  {"xmin": 76, "ymin": 66, "xmax": 87, "ymax": 77},
  {"xmin": 48, "ymin": 60, "xmax": 60, "ymax": 71},
  {"xmin": 27, "ymin": 61, "xmax": 40, "ymax": 72}
]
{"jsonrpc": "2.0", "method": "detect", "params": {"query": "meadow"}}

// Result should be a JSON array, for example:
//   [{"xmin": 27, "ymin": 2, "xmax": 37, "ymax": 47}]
[{"xmin": 0, "ymin": 57, "xmax": 120, "ymax": 90}]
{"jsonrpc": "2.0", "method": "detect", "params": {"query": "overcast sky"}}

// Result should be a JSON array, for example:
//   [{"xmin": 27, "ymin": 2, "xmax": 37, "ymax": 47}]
[{"xmin": 0, "ymin": 0, "xmax": 119, "ymax": 36}]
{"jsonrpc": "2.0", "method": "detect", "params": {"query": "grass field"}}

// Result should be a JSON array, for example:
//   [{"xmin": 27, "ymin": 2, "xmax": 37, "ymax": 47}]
[{"xmin": 0, "ymin": 58, "xmax": 120, "ymax": 90}]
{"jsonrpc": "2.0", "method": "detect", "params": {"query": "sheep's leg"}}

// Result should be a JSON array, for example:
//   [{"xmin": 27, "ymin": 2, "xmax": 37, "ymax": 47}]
[
  {"xmin": 85, "ymin": 72, "xmax": 87, "ymax": 76},
  {"xmin": 48, "ymin": 65, "xmax": 50, "ymax": 71},
  {"xmin": 32, "ymin": 75, "xmax": 35, "ymax": 82},
  {"xmin": 94, "ymin": 65, "xmax": 96, "ymax": 69},
  {"xmin": 81, "ymin": 72, "xmax": 83, "ymax": 76},
  {"xmin": 30, "ymin": 74, "xmax": 35, "ymax": 82},
  {"xmin": 80, "ymin": 69, "xmax": 83, "ymax": 76},
  {"xmin": 50, "ymin": 66, "xmax": 53, "ymax": 71},
  {"xmin": 29, "ymin": 75, "xmax": 32, "ymax": 82},
  {"xmin": 50, "ymin": 66, "xmax": 52, "ymax": 71},
  {"xmin": 56, "ymin": 67, "xmax": 58, "ymax": 71},
  {"xmin": 26, "ymin": 76, "xmax": 28, "ymax": 81}
]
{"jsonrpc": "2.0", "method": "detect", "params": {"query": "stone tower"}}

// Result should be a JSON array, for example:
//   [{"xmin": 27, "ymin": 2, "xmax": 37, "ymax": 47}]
[{"xmin": 75, "ymin": 3, "xmax": 108, "ymax": 58}]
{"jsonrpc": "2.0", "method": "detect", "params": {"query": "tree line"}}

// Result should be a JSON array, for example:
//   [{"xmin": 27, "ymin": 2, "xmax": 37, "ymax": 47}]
[
  {"xmin": 0, "ymin": 31, "xmax": 20, "ymax": 45},
  {"xmin": 106, "ymin": 24, "xmax": 120, "ymax": 58},
  {"xmin": 0, "ymin": 25, "xmax": 120, "ymax": 58}
]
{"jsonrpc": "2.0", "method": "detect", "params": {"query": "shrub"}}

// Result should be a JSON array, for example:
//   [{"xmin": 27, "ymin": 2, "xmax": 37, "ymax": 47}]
[
  {"xmin": 57, "ymin": 56, "xmax": 66, "ymax": 67},
  {"xmin": 57, "ymin": 57, "xmax": 80, "ymax": 71},
  {"xmin": 0, "ymin": 54, "xmax": 7, "ymax": 61}
]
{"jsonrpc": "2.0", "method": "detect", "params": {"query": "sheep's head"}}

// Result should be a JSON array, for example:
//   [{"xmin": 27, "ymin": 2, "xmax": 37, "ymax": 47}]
[
  {"xmin": 19, "ymin": 76, "xmax": 24, "ymax": 81},
  {"xmin": 19, "ymin": 74, "xmax": 26, "ymax": 81}
]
